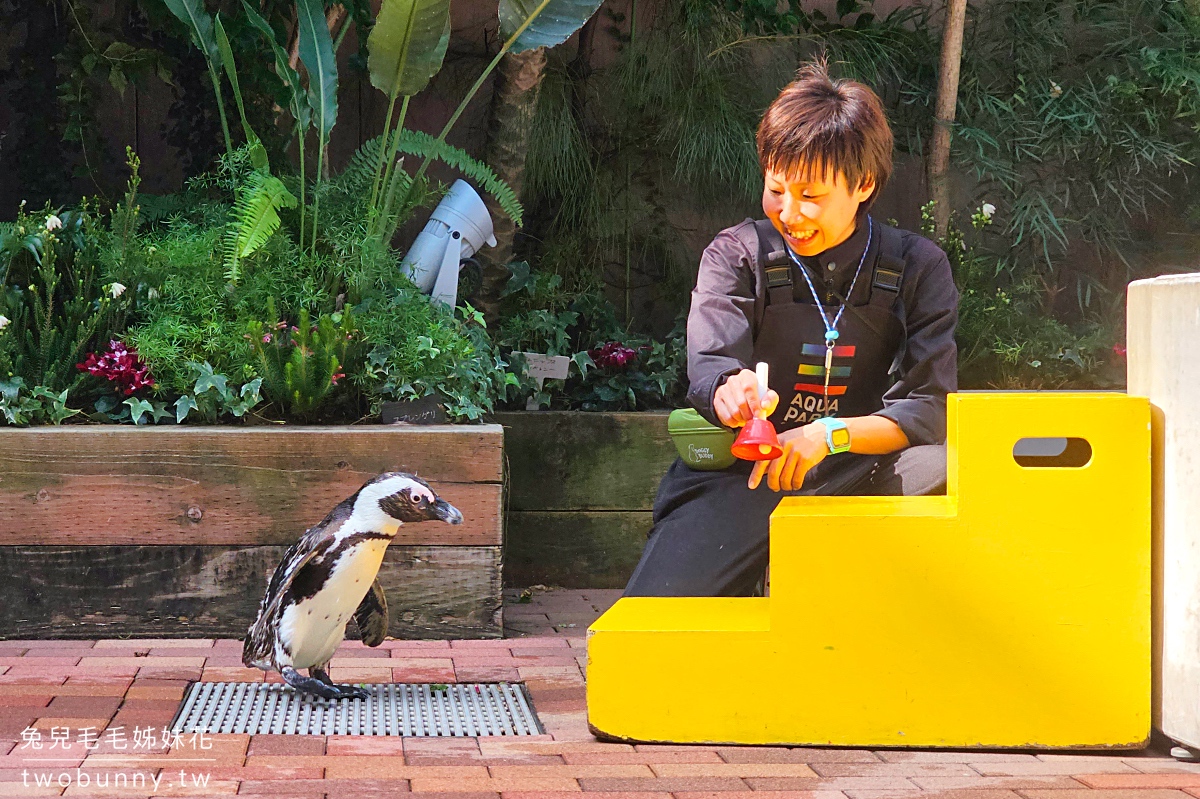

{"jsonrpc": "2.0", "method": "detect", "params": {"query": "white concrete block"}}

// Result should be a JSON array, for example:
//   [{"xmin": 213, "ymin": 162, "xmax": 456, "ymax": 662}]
[{"xmin": 1128, "ymin": 273, "xmax": 1200, "ymax": 747}]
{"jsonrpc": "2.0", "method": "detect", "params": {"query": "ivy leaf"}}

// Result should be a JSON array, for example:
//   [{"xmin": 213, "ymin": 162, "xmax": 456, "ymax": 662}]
[
  {"xmin": 501, "ymin": 260, "xmax": 534, "ymax": 298},
  {"xmin": 108, "ymin": 67, "xmax": 128, "ymax": 97},
  {"xmin": 193, "ymin": 363, "xmax": 228, "ymax": 396},
  {"xmin": 124, "ymin": 397, "xmax": 154, "ymax": 425},
  {"xmin": 571, "ymin": 350, "xmax": 594, "ymax": 380},
  {"xmin": 175, "ymin": 395, "xmax": 199, "ymax": 424},
  {"xmin": 150, "ymin": 401, "xmax": 175, "ymax": 423}
]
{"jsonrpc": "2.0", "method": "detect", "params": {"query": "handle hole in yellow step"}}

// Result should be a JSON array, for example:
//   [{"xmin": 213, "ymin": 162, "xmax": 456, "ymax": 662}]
[{"xmin": 1012, "ymin": 437, "xmax": 1092, "ymax": 467}]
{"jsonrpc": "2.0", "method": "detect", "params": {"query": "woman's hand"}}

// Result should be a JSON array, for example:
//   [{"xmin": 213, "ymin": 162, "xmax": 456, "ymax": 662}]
[
  {"xmin": 748, "ymin": 422, "xmax": 829, "ymax": 491},
  {"xmin": 714, "ymin": 369, "xmax": 780, "ymax": 428}
]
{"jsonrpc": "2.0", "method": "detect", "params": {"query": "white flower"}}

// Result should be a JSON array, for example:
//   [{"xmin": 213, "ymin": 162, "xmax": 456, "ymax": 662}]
[
  {"xmin": 1049, "ymin": 81, "xmax": 1063, "ymax": 99},
  {"xmin": 0, "ymin": 315, "xmax": 9, "ymax": 331},
  {"xmin": 44, "ymin": 215, "xmax": 62, "ymax": 232},
  {"xmin": 981, "ymin": 203, "xmax": 996, "ymax": 220},
  {"xmin": 108, "ymin": 282, "xmax": 127, "ymax": 299},
  {"xmin": 147, "ymin": 287, "xmax": 160, "ymax": 300}
]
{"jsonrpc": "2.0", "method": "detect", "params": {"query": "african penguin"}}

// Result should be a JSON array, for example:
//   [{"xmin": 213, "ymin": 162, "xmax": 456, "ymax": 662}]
[{"xmin": 242, "ymin": 472, "xmax": 463, "ymax": 700}]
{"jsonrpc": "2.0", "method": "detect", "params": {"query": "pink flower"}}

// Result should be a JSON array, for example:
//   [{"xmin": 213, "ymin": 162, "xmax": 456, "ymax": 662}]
[
  {"xmin": 330, "ymin": 371, "xmax": 345, "ymax": 386},
  {"xmin": 589, "ymin": 341, "xmax": 639, "ymax": 369},
  {"xmin": 1112, "ymin": 344, "xmax": 1127, "ymax": 358},
  {"xmin": 77, "ymin": 340, "xmax": 155, "ymax": 396},
  {"xmin": 262, "ymin": 333, "xmax": 272, "ymax": 344}
]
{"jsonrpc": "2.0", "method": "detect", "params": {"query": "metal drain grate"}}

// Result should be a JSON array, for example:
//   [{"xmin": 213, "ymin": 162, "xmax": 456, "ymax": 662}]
[{"xmin": 169, "ymin": 682, "xmax": 543, "ymax": 736}]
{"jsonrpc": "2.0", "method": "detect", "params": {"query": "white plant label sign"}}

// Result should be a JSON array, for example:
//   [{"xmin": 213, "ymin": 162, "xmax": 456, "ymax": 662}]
[{"xmin": 518, "ymin": 352, "xmax": 571, "ymax": 409}]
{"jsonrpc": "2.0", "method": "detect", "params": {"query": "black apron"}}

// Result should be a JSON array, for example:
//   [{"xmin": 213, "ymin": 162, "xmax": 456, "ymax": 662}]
[{"xmin": 735, "ymin": 218, "xmax": 907, "ymax": 434}]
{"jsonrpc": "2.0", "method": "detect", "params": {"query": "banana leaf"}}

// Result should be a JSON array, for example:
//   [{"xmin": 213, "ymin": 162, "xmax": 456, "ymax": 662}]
[
  {"xmin": 213, "ymin": 14, "xmax": 269, "ymax": 170},
  {"xmin": 163, "ymin": 0, "xmax": 218, "ymax": 59},
  {"xmin": 367, "ymin": 0, "xmax": 451, "ymax": 100},
  {"xmin": 498, "ymin": 0, "xmax": 604, "ymax": 54},
  {"xmin": 241, "ymin": 0, "xmax": 311, "ymax": 134},
  {"xmin": 296, "ymin": 0, "xmax": 338, "ymax": 140}
]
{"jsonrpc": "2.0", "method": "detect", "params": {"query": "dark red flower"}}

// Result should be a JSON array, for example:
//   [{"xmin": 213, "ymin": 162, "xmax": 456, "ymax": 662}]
[
  {"xmin": 589, "ymin": 341, "xmax": 638, "ymax": 369},
  {"xmin": 77, "ymin": 340, "xmax": 155, "ymax": 396},
  {"xmin": 1112, "ymin": 344, "xmax": 1127, "ymax": 358}
]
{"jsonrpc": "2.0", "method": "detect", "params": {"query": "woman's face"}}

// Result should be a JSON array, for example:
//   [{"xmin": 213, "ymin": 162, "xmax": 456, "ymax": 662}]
[{"xmin": 762, "ymin": 166, "xmax": 875, "ymax": 257}]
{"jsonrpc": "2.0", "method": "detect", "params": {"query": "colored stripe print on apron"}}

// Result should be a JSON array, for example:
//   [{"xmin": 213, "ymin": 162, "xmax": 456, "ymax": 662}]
[{"xmin": 752, "ymin": 218, "xmax": 906, "ymax": 434}]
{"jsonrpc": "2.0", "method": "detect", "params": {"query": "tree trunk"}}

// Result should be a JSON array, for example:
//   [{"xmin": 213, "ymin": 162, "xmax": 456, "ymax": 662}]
[
  {"xmin": 929, "ymin": 0, "xmax": 968, "ymax": 241},
  {"xmin": 477, "ymin": 47, "xmax": 548, "ymax": 324}
]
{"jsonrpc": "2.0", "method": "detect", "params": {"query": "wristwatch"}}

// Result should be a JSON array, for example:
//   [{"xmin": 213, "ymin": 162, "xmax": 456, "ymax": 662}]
[{"xmin": 814, "ymin": 417, "xmax": 851, "ymax": 455}]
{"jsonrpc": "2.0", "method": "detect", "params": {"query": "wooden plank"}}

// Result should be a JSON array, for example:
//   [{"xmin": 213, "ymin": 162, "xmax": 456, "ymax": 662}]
[
  {"xmin": 492, "ymin": 412, "xmax": 675, "ymax": 511},
  {"xmin": 0, "ymin": 425, "xmax": 503, "ymax": 480},
  {"xmin": 0, "ymin": 545, "xmax": 502, "ymax": 640},
  {"xmin": 505, "ymin": 510, "xmax": 651, "ymax": 589},
  {"xmin": 0, "ymin": 426, "xmax": 503, "ymax": 546}
]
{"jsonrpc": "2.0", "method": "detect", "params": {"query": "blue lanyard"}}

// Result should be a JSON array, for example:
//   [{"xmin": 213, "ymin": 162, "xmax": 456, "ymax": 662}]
[
  {"xmin": 784, "ymin": 216, "xmax": 874, "ymax": 345},
  {"xmin": 783, "ymin": 216, "xmax": 874, "ymax": 412}
]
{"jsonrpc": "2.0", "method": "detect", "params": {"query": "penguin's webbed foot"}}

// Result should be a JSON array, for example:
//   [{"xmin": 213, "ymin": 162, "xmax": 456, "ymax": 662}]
[
  {"xmin": 311, "ymin": 666, "xmax": 371, "ymax": 700},
  {"xmin": 281, "ymin": 666, "xmax": 367, "ymax": 701}
]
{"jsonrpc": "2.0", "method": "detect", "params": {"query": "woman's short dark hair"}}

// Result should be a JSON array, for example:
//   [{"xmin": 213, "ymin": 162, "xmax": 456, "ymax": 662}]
[{"xmin": 756, "ymin": 60, "xmax": 893, "ymax": 207}]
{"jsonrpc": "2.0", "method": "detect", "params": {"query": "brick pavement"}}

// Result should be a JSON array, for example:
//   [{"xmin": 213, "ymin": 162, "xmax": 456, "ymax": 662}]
[{"xmin": 0, "ymin": 587, "xmax": 1192, "ymax": 798}]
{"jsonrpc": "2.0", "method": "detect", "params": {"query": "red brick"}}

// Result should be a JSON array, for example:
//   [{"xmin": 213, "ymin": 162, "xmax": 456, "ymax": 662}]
[
  {"xmin": 322, "ymin": 758, "xmax": 489, "ymax": 779},
  {"xmin": 1020, "ymin": 791, "xmax": 1193, "ymax": 799},
  {"xmin": 233, "ymin": 778, "xmax": 409, "ymax": 794},
  {"xmin": 380, "ymin": 641, "xmax": 451, "ymax": 651},
  {"xmin": 0, "ymin": 697, "xmax": 51, "ymax": 709},
  {"xmin": 411, "ymin": 776, "xmax": 581, "ymax": 792},
  {"xmin": 652, "ymin": 764, "xmax": 818, "ymax": 778},
  {"xmin": 745, "ymin": 777, "xmax": 918, "ymax": 791},
  {"xmin": 1079, "ymin": 773, "xmax": 1200, "ymax": 789},
  {"xmin": 0, "ymin": 659, "xmax": 79, "ymax": 668},
  {"xmin": 676, "ymin": 793, "xmax": 848, "ymax": 799},
  {"xmin": 247, "ymin": 734, "xmax": 325, "ymax": 757},
  {"xmin": 402, "ymin": 738, "xmax": 480, "ymax": 757},
  {"xmin": 562, "ymin": 751, "xmax": 724, "ymax": 765},
  {"xmin": 505, "ymin": 793, "xmax": 667, "ymax": 799},
  {"xmin": 92, "ymin": 639, "xmax": 213, "ymax": 649},
  {"xmin": 717, "ymin": 748, "xmax": 879, "ymax": 764},
  {"xmin": 453, "ymin": 667, "xmax": 522, "ymax": 682},
  {"xmin": 873, "ymin": 751, "xmax": 1037, "ymax": 764},
  {"xmin": 577, "ymin": 777, "xmax": 749, "ymax": 791},
  {"xmin": 490, "ymin": 764, "xmax": 652, "ymax": 779},
  {"xmin": 809, "ymin": 762, "xmax": 978, "ymax": 778},
  {"xmin": 43, "ymin": 698, "xmax": 121, "ymax": 719},
  {"xmin": 910, "ymin": 775, "xmax": 1083, "ymax": 791},
  {"xmin": 973, "ymin": 759, "xmax": 1138, "ymax": 776}
]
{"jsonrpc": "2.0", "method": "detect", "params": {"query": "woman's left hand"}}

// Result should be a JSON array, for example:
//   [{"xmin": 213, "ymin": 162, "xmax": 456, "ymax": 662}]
[{"xmin": 748, "ymin": 423, "xmax": 830, "ymax": 491}]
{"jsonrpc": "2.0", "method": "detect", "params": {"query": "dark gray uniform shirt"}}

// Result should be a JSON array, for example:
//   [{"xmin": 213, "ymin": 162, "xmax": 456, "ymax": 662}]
[{"xmin": 685, "ymin": 217, "xmax": 959, "ymax": 447}]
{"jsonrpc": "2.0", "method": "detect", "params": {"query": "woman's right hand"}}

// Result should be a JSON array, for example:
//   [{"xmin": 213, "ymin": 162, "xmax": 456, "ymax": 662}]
[{"xmin": 713, "ymin": 368, "xmax": 779, "ymax": 428}]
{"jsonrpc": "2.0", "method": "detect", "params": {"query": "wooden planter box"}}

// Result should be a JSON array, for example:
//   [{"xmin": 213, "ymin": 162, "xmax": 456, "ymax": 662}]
[
  {"xmin": 0, "ymin": 425, "xmax": 503, "ymax": 639},
  {"xmin": 495, "ymin": 412, "xmax": 676, "ymax": 589}
]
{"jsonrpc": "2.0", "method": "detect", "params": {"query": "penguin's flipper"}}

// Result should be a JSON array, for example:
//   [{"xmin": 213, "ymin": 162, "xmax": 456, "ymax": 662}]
[{"xmin": 353, "ymin": 578, "xmax": 389, "ymax": 647}]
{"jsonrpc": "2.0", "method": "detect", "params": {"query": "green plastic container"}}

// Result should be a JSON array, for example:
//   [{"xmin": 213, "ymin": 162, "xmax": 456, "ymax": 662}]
[{"xmin": 667, "ymin": 408, "xmax": 737, "ymax": 470}]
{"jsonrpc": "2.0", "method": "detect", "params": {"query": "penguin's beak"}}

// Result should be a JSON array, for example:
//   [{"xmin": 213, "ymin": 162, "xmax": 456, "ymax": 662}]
[{"xmin": 432, "ymin": 498, "xmax": 463, "ymax": 525}]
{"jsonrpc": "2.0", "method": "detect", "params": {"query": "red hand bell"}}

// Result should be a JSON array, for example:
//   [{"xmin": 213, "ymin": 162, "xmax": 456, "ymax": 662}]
[{"xmin": 731, "ymin": 362, "xmax": 782, "ymax": 461}]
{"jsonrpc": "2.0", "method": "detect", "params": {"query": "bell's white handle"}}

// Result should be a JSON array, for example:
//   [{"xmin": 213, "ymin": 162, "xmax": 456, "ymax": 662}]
[{"xmin": 755, "ymin": 362, "xmax": 769, "ymax": 403}]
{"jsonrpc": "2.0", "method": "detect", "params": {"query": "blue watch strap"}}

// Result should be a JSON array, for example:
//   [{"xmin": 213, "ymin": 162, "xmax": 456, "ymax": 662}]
[{"xmin": 815, "ymin": 416, "xmax": 851, "ymax": 454}]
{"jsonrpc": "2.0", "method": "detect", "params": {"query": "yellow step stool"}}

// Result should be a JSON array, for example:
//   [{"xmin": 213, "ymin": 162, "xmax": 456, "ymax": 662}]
[{"xmin": 587, "ymin": 392, "xmax": 1151, "ymax": 748}]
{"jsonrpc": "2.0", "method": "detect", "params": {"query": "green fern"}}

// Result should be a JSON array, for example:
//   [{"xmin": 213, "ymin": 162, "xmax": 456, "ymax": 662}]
[
  {"xmin": 354, "ymin": 132, "xmax": 523, "ymax": 227},
  {"xmin": 222, "ymin": 170, "xmax": 298, "ymax": 284}
]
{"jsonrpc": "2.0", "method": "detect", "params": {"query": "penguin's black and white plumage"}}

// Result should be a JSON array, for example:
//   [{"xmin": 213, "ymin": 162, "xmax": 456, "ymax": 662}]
[{"xmin": 242, "ymin": 472, "xmax": 463, "ymax": 700}]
